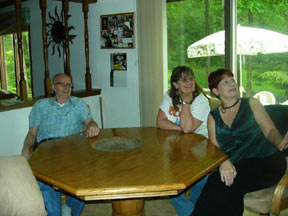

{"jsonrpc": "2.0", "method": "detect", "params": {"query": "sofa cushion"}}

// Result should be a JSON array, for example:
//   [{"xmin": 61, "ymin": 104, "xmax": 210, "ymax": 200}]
[{"xmin": 0, "ymin": 155, "xmax": 46, "ymax": 216}]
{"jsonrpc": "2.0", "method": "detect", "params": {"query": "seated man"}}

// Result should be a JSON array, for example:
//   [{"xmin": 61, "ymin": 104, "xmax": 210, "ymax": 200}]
[{"xmin": 21, "ymin": 73, "xmax": 100, "ymax": 216}]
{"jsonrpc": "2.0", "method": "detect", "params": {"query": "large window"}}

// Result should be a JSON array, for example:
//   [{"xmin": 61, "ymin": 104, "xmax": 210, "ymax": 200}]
[
  {"xmin": 167, "ymin": 0, "xmax": 288, "ymax": 104},
  {"xmin": 0, "ymin": 31, "xmax": 32, "ymax": 98},
  {"xmin": 167, "ymin": 0, "xmax": 224, "ymax": 89},
  {"xmin": 237, "ymin": 0, "xmax": 288, "ymax": 104}
]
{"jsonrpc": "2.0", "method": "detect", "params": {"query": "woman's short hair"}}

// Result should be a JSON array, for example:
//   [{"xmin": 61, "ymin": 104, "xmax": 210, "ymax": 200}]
[
  {"xmin": 208, "ymin": 68, "xmax": 234, "ymax": 93},
  {"xmin": 169, "ymin": 66, "xmax": 203, "ymax": 109}
]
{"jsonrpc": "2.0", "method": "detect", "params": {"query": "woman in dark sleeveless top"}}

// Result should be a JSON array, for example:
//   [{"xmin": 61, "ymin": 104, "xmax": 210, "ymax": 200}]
[{"xmin": 191, "ymin": 68, "xmax": 288, "ymax": 216}]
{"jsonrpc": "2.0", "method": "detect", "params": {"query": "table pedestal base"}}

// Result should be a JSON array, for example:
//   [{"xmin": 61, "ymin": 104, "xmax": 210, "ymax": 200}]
[{"xmin": 112, "ymin": 199, "xmax": 144, "ymax": 216}]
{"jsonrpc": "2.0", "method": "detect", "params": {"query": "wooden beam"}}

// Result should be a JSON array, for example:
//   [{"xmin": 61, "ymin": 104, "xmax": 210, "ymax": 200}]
[
  {"xmin": 15, "ymin": 0, "xmax": 28, "ymax": 101},
  {"xmin": 166, "ymin": 0, "xmax": 184, "ymax": 3},
  {"xmin": 39, "ymin": 0, "xmax": 52, "ymax": 97},
  {"xmin": 62, "ymin": 0, "xmax": 71, "ymax": 75},
  {"xmin": 82, "ymin": 0, "xmax": 92, "ymax": 91},
  {"xmin": 54, "ymin": 0, "xmax": 97, "ymax": 3},
  {"xmin": 0, "ymin": 0, "xmax": 28, "ymax": 9},
  {"xmin": 0, "ymin": 37, "xmax": 7, "ymax": 90}
]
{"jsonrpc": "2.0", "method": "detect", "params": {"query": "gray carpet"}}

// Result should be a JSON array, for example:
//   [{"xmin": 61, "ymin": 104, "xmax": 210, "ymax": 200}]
[
  {"xmin": 81, "ymin": 197, "xmax": 177, "ymax": 216},
  {"xmin": 81, "ymin": 197, "xmax": 288, "ymax": 216}
]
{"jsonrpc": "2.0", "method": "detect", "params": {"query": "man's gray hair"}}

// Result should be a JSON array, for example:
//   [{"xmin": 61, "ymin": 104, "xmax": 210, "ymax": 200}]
[{"xmin": 52, "ymin": 73, "xmax": 72, "ymax": 83}]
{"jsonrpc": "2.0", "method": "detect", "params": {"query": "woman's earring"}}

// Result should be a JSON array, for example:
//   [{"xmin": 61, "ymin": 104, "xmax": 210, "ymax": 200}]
[
  {"xmin": 176, "ymin": 90, "xmax": 179, "ymax": 95},
  {"xmin": 217, "ymin": 93, "xmax": 221, "ymax": 98}
]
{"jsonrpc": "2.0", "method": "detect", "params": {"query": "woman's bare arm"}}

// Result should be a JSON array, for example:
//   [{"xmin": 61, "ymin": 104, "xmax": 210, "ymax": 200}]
[
  {"xmin": 180, "ymin": 103, "xmax": 203, "ymax": 133},
  {"xmin": 156, "ymin": 109, "xmax": 181, "ymax": 131},
  {"xmin": 250, "ymin": 98, "xmax": 286, "ymax": 150}
]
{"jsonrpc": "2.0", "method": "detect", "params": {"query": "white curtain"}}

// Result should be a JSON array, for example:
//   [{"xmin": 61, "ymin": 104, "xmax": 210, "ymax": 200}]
[{"xmin": 137, "ymin": 0, "xmax": 168, "ymax": 126}]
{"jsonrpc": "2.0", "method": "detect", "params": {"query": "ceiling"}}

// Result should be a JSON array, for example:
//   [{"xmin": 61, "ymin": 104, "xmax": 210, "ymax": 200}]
[
  {"xmin": 0, "ymin": 0, "xmax": 98, "ymax": 9},
  {"xmin": 0, "ymin": 0, "xmax": 179, "ymax": 9},
  {"xmin": 0, "ymin": 0, "xmax": 28, "ymax": 8}
]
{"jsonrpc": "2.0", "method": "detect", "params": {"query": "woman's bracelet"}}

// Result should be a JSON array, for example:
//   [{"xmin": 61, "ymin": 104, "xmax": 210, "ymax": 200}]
[{"xmin": 182, "ymin": 100, "xmax": 192, "ymax": 105}]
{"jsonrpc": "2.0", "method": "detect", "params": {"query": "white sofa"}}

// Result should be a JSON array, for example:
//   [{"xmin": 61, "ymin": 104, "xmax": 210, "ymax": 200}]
[{"xmin": 0, "ymin": 155, "xmax": 46, "ymax": 216}]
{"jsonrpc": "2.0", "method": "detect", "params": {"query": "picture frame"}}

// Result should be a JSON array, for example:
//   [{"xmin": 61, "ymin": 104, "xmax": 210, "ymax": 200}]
[
  {"xmin": 110, "ymin": 53, "xmax": 127, "ymax": 87},
  {"xmin": 110, "ymin": 53, "xmax": 127, "ymax": 71},
  {"xmin": 100, "ymin": 12, "xmax": 134, "ymax": 49}
]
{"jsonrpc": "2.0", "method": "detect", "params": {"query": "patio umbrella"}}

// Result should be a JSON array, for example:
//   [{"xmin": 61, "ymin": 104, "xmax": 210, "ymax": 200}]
[
  {"xmin": 187, "ymin": 25, "xmax": 288, "ymax": 95},
  {"xmin": 187, "ymin": 25, "xmax": 288, "ymax": 57}
]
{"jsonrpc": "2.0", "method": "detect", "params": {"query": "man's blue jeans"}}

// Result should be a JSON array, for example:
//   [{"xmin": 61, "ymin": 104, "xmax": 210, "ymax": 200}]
[
  {"xmin": 170, "ymin": 176, "xmax": 207, "ymax": 216},
  {"xmin": 38, "ymin": 181, "xmax": 84, "ymax": 216}
]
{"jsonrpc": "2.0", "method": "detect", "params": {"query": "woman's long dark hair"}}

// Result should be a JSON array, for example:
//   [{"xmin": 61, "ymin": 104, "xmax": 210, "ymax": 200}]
[{"xmin": 169, "ymin": 66, "xmax": 204, "ymax": 110}]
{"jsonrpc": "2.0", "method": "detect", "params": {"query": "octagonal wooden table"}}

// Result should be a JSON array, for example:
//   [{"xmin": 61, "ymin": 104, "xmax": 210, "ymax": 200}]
[{"xmin": 29, "ymin": 127, "xmax": 227, "ymax": 216}]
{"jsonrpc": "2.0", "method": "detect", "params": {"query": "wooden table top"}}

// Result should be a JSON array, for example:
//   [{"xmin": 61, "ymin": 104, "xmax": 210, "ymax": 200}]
[{"xmin": 29, "ymin": 127, "xmax": 227, "ymax": 201}]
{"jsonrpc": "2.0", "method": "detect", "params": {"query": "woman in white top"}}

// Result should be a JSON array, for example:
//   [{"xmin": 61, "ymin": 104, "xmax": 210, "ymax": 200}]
[
  {"xmin": 157, "ymin": 65, "xmax": 210, "ymax": 216},
  {"xmin": 157, "ymin": 66, "xmax": 210, "ymax": 136}
]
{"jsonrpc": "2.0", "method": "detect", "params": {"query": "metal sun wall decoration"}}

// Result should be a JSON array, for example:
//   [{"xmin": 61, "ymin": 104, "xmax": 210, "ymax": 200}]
[{"xmin": 46, "ymin": 6, "xmax": 76, "ymax": 58}]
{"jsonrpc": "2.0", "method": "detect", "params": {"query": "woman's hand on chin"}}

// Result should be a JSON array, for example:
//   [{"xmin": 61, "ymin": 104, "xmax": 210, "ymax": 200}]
[
  {"xmin": 180, "ymin": 91, "xmax": 193, "ymax": 103},
  {"xmin": 219, "ymin": 159, "xmax": 237, "ymax": 187}
]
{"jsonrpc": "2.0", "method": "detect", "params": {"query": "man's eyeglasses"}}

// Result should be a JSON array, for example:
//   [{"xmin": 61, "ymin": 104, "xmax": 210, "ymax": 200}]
[{"xmin": 54, "ymin": 82, "xmax": 73, "ymax": 88}]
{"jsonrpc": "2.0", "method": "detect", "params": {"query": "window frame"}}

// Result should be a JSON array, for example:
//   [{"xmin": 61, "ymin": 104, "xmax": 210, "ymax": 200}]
[{"xmin": 0, "ymin": 26, "xmax": 33, "ymax": 98}]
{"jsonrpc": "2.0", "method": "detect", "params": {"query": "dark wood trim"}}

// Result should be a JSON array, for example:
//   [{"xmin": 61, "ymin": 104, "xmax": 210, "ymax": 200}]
[
  {"xmin": 15, "ymin": 0, "xmax": 28, "ymax": 101},
  {"xmin": 0, "ymin": 0, "xmax": 28, "ymax": 9},
  {"xmin": 0, "ymin": 88, "xmax": 101, "ymax": 112},
  {"xmin": 71, "ymin": 88, "xmax": 101, "ymax": 98},
  {"xmin": 55, "ymin": 0, "xmax": 97, "ymax": 3},
  {"xmin": 39, "ymin": 0, "xmax": 52, "ymax": 97},
  {"xmin": 28, "ymin": 25, "xmax": 34, "ymax": 98},
  {"xmin": 82, "ymin": 1, "xmax": 92, "ymax": 91},
  {"xmin": 62, "ymin": 0, "xmax": 71, "ymax": 75},
  {"xmin": 0, "ymin": 0, "xmax": 96, "ymax": 9},
  {"xmin": 166, "ymin": 0, "xmax": 184, "ymax": 3},
  {"xmin": 0, "ymin": 37, "xmax": 7, "ymax": 89}
]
